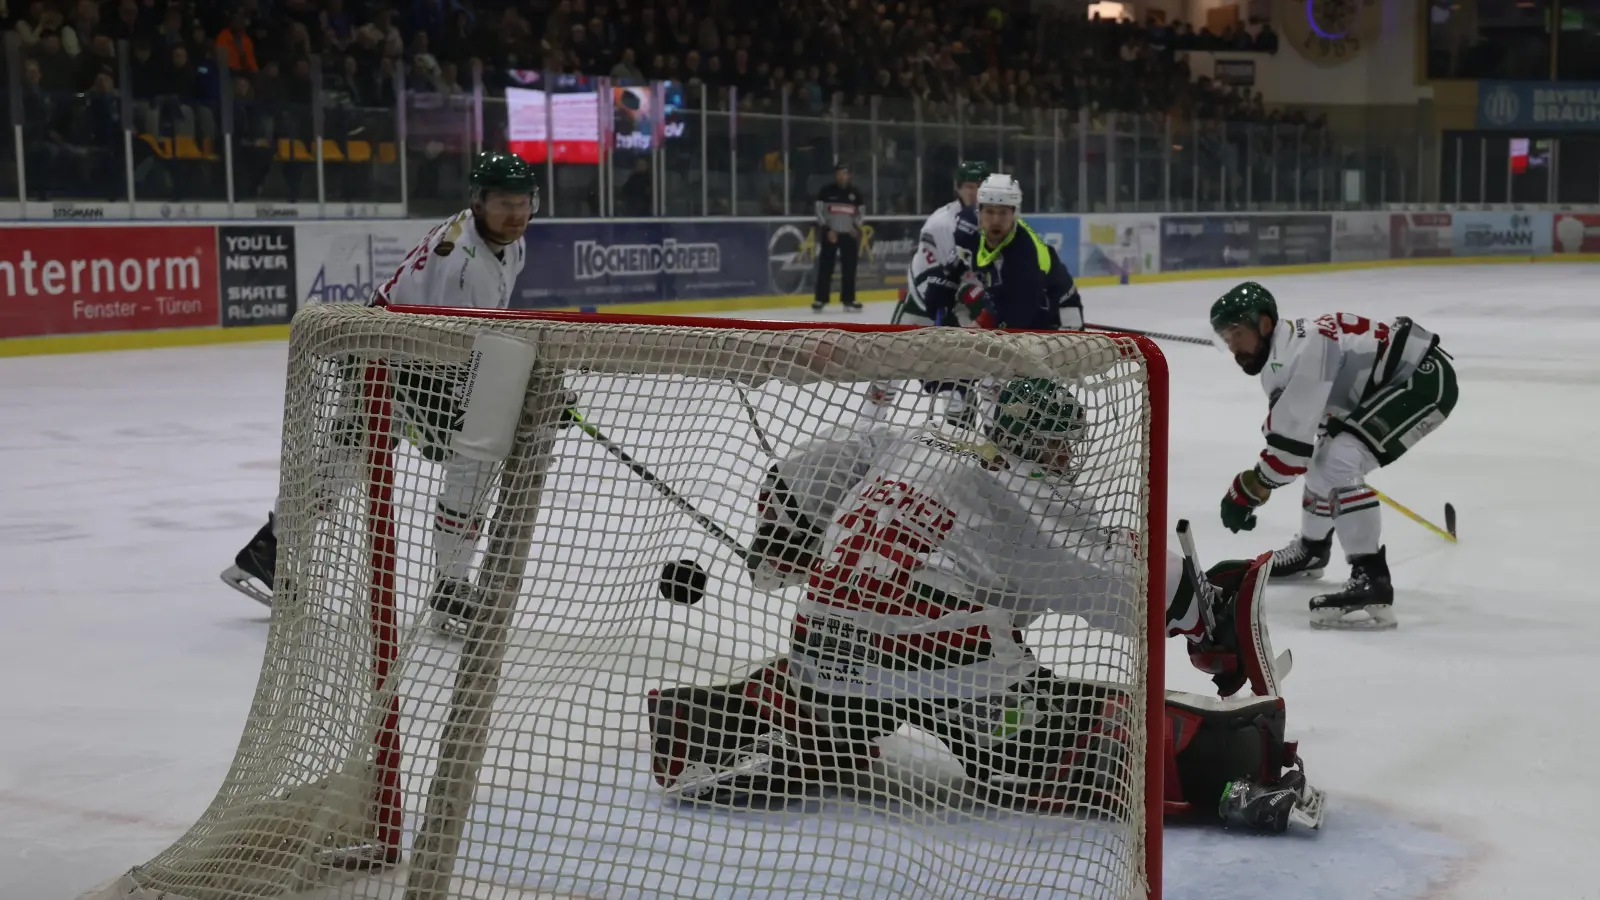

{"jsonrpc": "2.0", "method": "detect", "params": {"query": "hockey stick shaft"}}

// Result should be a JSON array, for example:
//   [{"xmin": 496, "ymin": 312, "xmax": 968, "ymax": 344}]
[
  {"xmin": 562, "ymin": 408, "xmax": 753, "ymax": 565},
  {"xmin": 1369, "ymin": 487, "xmax": 1457, "ymax": 543},
  {"xmin": 1086, "ymin": 323, "xmax": 1213, "ymax": 347},
  {"xmin": 1175, "ymin": 519, "xmax": 1217, "ymax": 636},
  {"xmin": 734, "ymin": 385, "xmax": 777, "ymax": 457}
]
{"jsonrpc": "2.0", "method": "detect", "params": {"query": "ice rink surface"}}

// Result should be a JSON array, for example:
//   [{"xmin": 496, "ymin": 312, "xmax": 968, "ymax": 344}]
[{"xmin": 3, "ymin": 263, "xmax": 1597, "ymax": 900}]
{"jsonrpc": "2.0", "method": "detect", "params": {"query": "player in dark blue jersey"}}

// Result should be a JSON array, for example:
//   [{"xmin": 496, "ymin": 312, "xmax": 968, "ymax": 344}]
[{"xmin": 953, "ymin": 174, "xmax": 1083, "ymax": 332}]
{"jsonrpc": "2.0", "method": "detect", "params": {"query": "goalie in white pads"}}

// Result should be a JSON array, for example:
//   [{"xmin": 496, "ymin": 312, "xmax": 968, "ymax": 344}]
[
  {"xmin": 222, "ymin": 150, "xmax": 540, "ymax": 634},
  {"xmin": 649, "ymin": 379, "xmax": 1324, "ymax": 833},
  {"xmin": 1211, "ymin": 282, "xmax": 1458, "ymax": 630}
]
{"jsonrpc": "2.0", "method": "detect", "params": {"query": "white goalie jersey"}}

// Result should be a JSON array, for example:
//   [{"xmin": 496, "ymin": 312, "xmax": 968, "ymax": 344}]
[
  {"xmin": 371, "ymin": 209, "xmax": 526, "ymax": 309},
  {"xmin": 757, "ymin": 424, "xmax": 1142, "ymax": 703},
  {"xmin": 1257, "ymin": 313, "xmax": 1438, "ymax": 486}
]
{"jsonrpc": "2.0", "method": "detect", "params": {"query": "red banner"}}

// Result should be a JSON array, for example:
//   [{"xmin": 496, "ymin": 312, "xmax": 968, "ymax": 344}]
[
  {"xmin": 0, "ymin": 226, "xmax": 219, "ymax": 338},
  {"xmin": 1390, "ymin": 213, "xmax": 1453, "ymax": 259},
  {"xmin": 1553, "ymin": 213, "xmax": 1600, "ymax": 255}
]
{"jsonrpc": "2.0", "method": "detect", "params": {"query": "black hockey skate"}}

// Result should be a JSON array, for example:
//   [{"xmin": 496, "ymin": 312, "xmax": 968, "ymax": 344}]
[
  {"xmin": 1309, "ymin": 546, "xmax": 1396, "ymax": 631},
  {"xmin": 841, "ymin": 299, "xmax": 864, "ymax": 312},
  {"xmin": 811, "ymin": 300, "xmax": 826, "ymax": 312},
  {"xmin": 1270, "ymin": 533, "xmax": 1332, "ymax": 580},
  {"xmin": 220, "ymin": 513, "xmax": 277, "ymax": 607},
  {"xmin": 428, "ymin": 577, "xmax": 482, "ymax": 636},
  {"xmin": 1219, "ymin": 765, "xmax": 1325, "ymax": 833}
]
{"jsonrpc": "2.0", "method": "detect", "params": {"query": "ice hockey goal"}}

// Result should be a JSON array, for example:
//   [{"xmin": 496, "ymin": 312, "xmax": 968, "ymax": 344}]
[{"xmin": 83, "ymin": 303, "xmax": 1168, "ymax": 900}]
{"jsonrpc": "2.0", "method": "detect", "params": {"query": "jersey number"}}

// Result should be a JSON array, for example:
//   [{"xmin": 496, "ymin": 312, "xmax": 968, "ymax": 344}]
[
  {"xmin": 1315, "ymin": 313, "xmax": 1389, "ymax": 344},
  {"xmin": 803, "ymin": 478, "xmax": 968, "ymax": 674}
]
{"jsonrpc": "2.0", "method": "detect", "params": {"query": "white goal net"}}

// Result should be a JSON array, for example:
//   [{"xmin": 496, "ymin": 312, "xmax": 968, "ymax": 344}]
[{"xmin": 84, "ymin": 303, "xmax": 1168, "ymax": 900}]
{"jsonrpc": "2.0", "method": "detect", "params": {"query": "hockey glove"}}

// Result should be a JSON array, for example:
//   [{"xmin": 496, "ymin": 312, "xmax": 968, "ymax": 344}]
[
  {"xmin": 957, "ymin": 281, "xmax": 998, "ymax": 329},
  {"xmin": 1220, "ymin": 468, "xmax": 1272, "ymax": 533}
]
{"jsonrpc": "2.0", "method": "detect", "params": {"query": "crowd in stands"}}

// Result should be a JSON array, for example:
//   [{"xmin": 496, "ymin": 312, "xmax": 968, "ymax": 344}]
[{"xmin": 0, "ymin": 0, "xmax": 1310, "ymax": 207}]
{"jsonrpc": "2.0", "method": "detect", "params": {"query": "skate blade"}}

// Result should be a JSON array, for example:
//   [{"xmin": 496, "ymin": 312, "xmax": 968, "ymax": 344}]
[
  {"xmin": 429, "ymin": 609, "xmax": 471, "ymax": 637},
  {"xmin": 1290, "ymin": 784, "xmax": 1327, "ymax": 830},
  {"xmin": 220, "ymin": 566, "xmax": 273, "ymax": 607},
  {"xmin": 667, "ymin": 752, "xmax": 777, "ymax": 803},
  {"xmin": 1310, "ymin": 606, "xmax": 1397, "ymax": 631}
]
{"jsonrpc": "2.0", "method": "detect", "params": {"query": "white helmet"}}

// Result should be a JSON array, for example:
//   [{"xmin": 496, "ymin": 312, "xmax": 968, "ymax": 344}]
[{"xmin": 976, "ymin": 173, "xmax": 1023, "ymax": 209}]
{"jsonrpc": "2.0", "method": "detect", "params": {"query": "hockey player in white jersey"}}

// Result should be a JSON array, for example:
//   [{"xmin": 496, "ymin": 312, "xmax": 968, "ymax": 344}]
[
  {"xmin": 649, "ymin": 379, "xmax": 1324, "ymax": 833},
  {"xmin": 222, "ymin": 150, "xmax": 539, "ymax": 631},
  {"xmin": 863, "ymin": 161, "xmax": 988, "ymax": 423},
  {"xmin": 1211, "ymin": 282, "xmax": 1458, "ymax": 630}
]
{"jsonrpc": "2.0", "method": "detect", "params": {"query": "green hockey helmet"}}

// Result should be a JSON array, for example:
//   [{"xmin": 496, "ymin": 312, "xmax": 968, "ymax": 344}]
[
  {"xmin": 1211, "ymin": 282, "xmax": 1278, "ymax": 374},
  {"xmin": 469, "ymin": 150, "xmax": 540, "ymax": 209},
  {"xmin": 956, "ymin": 159, "xmax": 991, "ymax": 186},
  {"xmin": 993, "ymin": 378, "xmax": 1087, "ymax": 475},
  {"xmin": 1209, "ymin": 281, "xmax": 1278, "ymax": 333}
]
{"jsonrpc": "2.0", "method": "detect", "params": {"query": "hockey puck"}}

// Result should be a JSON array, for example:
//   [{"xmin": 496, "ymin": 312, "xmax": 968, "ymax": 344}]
[{"xmin": 659, "ymin": 559, "xmax": 708, "ymax": 606}]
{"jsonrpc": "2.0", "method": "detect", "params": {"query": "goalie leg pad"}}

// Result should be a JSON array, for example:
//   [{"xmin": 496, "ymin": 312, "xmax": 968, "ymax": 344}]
[
  {"xmin": 1163, "ymin": 691, "xmax": 1325, "ymax": 831},
  {"xmin": 648, "ymin": 659, "xmax": 886, "ymax": 804},
  {"xmin": 931, "ymin": 671, "xmax": 1135, "ymax": 817}
]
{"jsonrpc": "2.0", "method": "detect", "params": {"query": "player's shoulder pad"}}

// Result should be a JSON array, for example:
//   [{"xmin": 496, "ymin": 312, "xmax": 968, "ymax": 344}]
[{"xmin": 433, "ymin": 209, "xmax": 473, "ymax": 256}]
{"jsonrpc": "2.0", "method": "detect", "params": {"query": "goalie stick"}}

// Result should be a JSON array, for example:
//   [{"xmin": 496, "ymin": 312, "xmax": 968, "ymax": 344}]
[{"xmin": 1176, "ymin": 519, "xmax": 1293, "ymax": 686}]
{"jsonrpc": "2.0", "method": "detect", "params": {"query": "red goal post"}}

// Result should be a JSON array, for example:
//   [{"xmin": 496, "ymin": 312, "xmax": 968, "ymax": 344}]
[{"xmin": 84, "ymin": 304, "xmax": 1167, "ymax": 900}]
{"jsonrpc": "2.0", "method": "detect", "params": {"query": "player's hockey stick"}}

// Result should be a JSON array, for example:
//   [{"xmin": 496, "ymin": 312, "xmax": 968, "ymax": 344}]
[
  {"xmin": 733, "ymin": 384, "xmax": 778, "ymax": 457},
  {"xmin": 1086, "ymin": 323, "xmax": 1213, "ymax": 347},
  {"xmin": 562, "ymin": 407, "xmax": 753, "ymax": 566},
  {"xmin": 1369, "ymin": 487, "xmax": 1457, "ymax": 543}
]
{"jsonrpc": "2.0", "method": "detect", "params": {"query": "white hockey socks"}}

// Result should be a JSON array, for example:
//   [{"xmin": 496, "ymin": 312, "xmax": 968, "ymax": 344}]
[
  {"xmin": 1299, "ymin": 489, "xmax": 1334, "ymax": 542},
  {"xmin": 1329, "ymin": 485, "xmax": 1382, "ymax": 558},
  {"xmin": 431, "ymin": 455, "xmax": 498, "ymax": 583}
]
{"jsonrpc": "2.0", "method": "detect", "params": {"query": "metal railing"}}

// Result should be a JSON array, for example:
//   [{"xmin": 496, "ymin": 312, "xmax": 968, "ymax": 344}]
[{"xmin": 1, "ymin": 35, "xmax": 1450, "ymax": 219}]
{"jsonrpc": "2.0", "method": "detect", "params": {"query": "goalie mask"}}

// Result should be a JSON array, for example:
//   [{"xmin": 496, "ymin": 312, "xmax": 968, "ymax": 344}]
[{"xmin": 992, "ymin": 378, "xmax": 1088, "ymax": 478}]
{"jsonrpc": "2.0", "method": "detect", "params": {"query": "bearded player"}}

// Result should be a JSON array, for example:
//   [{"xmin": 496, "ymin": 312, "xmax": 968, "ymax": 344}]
[
  {"xmin": 649, "ymin": 379, "xmax": 1324, "ymax": 834},
  {"xmin": 1211, "ymin": 282, "xmax": 1458, "ymax": 630},
  {"xmin": 222, "ymin": 151, "xmax": 540, "ymax": 633}
]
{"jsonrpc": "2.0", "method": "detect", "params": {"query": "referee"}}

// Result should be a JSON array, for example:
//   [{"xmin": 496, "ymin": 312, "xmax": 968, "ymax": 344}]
[{"xmin": 812, "ymin": 161, "xmax": 866, "ymax": 312}]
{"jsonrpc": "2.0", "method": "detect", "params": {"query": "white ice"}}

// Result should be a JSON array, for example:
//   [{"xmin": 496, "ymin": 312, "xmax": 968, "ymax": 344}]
[{"xmin": 2, "ymin": 263, "xmax": 1597, "ymax": 900}]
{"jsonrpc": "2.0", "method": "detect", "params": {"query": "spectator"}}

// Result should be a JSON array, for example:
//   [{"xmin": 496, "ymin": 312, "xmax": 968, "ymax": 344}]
[
  {"xmin": 129, "ymin": 38, "xmax": 160, "ymax": 99},
  {"xmin": 61, "ymin": 0, "xmax": 98, "ymax": 57},
  {"xmin": 216, "ymin": 10, "xmax": 258, "ymax": 74},
  {"xmin": 230, "ymin": 73, "xmax": 274, "ymax": 198},
  {"xmin": 158, "ymin": 44, "xmax": 196, "ymax": 99},
  {"xmin": 106, "ymin": 0, "xmax": 141, "ymax": 43},
  {"xmin": 77, "ymin": 33, "xmax": 117, "ymax": 92},
  {"xmin": 611, "ymin": 47, "xmax": 643, "ymax": 82},
  {"xmin": 31, "ymin": 28, "xmax": 76, "ymax": 92},
  {"xmin": 322, "ymin": 0, "xmax": 355, "ymax": 51},
  {"xmin": 20, "ymin": 56, "xmax": 67, "ymax": 197}
]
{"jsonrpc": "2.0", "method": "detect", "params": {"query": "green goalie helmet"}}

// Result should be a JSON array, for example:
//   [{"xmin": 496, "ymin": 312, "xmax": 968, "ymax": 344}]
[
  {"xmin": 1209, "ymin": 281, "xmax": 1278, "ymax": 333},
  {"xmin": 993, "ymin": 378, "xmax": 1088, "ymax": 472},
  {"xmin": 469, "ymin": 150, "xmax": 540, "ymax": 200},
  {"xmin": 956, "ymin": 160, "xmax": 991, "ymax": 186}
]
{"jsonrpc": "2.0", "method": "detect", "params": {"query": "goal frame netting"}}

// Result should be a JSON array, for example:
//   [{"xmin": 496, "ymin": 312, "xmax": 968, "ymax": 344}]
[{"xmin": 85, "ymin": 303, "xmax": 1169, "ymax": 900}]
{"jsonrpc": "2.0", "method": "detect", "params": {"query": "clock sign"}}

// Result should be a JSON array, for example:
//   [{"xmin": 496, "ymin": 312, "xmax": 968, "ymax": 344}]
[{"xmin": 1275, "ymin": 0, "xmax": 1383, "ymax": 66}]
